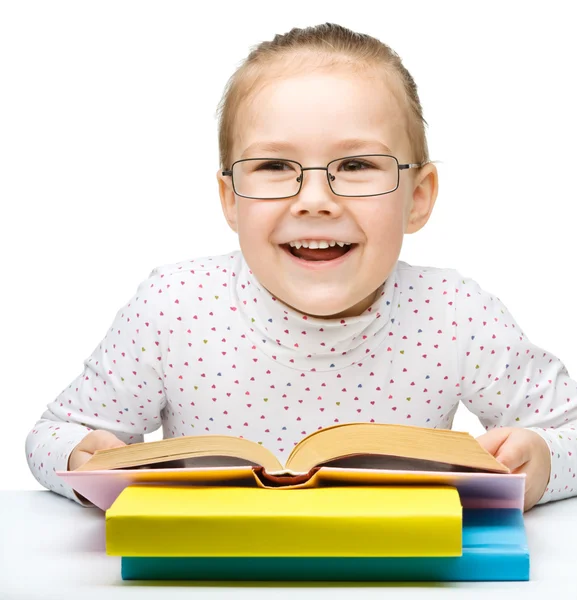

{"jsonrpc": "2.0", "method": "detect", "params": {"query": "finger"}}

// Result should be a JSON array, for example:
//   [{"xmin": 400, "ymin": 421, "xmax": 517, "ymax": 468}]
[
  {"xmin": 500, "ymin": 459, "xmax": 537, "ymax": 511},
  {"xmin": 68, "ymin": 448, "xmax": 93, "ymax": 471},
  {"xmin": 475, "ymin": 427, "xmax": 512, "ymax": 456},
  {"xmin": 495, "ymin": 441, "xmax": 531, "ymax": 472},
  {"xmin": 82, "ymin": 430, "xmax": 126, "ymax": 452}
]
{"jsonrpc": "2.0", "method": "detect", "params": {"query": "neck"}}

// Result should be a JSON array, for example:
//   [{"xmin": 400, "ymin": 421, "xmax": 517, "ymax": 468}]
[{"xmin": 230, "ymin": 251, "xmax": 399, "ymax": 371}]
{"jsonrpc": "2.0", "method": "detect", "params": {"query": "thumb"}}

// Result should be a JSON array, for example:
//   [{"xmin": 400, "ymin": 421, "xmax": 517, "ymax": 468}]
[
  {"xmin": 83, "ymin": 430, "xmax": 127, "ymax": 452},
  {"xmin": 494, "ymin": 440, "xmax": 531, "ymax": 473},
  {"xmin": 476, "ymin": 427, "xmax": 512, "ymax": 456}
]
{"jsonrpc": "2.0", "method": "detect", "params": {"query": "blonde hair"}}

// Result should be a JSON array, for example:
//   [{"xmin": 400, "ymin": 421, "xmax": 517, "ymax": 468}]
[{"xmin": 216, "ymin": 23, "xmax": 430, "ymax": 171}]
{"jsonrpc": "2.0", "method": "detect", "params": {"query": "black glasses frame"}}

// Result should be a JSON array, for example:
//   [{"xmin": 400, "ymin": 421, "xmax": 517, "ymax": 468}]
[{"xmin": 221, "ymin": 154, "xmax": 426, "ymax": 200}]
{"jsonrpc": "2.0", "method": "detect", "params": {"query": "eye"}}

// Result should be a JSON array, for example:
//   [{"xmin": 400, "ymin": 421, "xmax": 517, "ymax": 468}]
[
  {"xmin": 339, "ymin": 159, "xmax": 374, "ymax": 171},
  {"xmin": 255, "ymin": 160, "xmax": 295, "ymax": 172}
]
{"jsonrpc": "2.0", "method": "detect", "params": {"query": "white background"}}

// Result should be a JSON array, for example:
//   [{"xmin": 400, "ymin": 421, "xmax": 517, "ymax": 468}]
[{"xmin": 1, "ymin": 1, "xmax": 576, "ymax": 491}]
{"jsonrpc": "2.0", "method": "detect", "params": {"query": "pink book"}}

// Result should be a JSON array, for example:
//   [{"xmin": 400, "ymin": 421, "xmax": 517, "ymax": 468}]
[{"xmin": 56, "ymin": 463, "xmax": 526, "ymax": 512}]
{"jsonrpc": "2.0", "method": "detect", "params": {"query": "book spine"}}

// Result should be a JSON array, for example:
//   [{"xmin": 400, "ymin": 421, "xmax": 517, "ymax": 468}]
[
  {"xmin": 107, "ymin": 512, "xmax": 462, "ymax": 558},
  {"xmin": 121, "ymin": 552, "xmax": 530, "ymax": 582}
]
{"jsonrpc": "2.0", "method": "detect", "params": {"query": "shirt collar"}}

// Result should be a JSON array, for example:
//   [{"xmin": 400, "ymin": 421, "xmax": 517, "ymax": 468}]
[{"xmin": 231, "ymin": 251, "xmax": 398, "ymax": 370}]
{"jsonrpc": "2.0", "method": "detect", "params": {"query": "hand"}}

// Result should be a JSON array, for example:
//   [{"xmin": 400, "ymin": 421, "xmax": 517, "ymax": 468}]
[
  {"xmin": 476, "ymin": 427, "xmax": 551, "ymax": 512},
  {"xmin": 68, "ymin": 429, "xmax": 127, "ymax": 471}
]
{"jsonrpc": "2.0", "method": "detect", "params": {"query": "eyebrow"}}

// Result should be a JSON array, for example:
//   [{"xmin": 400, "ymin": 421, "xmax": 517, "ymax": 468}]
[{"xmin": 240, "ymin": 138, "xmax": 393, "ymax": 159}]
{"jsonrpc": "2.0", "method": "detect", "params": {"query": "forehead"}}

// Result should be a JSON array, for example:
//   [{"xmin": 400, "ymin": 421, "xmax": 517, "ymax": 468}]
[{"xmin": 234, "ymin": 61, "xmax": 409, "ymax": 161}]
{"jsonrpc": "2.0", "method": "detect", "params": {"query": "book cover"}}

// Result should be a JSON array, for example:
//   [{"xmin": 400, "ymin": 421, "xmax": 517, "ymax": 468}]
[
  {"xmin": 56, "ymin": 465, "xmax": 526, "ymax": 512},
  {"xmin": 120, "ymin": 509, "xmax": 530, "ymax": 582},
  {"xmin": 106, "ymin": 485, "xmax": 463, "ymax": 558}
]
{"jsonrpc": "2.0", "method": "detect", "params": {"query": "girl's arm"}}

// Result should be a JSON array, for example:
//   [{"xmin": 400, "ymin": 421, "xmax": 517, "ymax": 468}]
[
  {"xmin": 25, "ymin": 267, "xmax": 169, "ymax": 506},
  {"xmin": 454, "ymin": 274, "xmax": 577, "ymax": 505}
]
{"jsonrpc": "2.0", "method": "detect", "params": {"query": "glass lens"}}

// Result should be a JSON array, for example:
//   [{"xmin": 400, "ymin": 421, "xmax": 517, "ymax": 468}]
[
  {"xmin": 233, "ymin": 159, "xmax": 301, "ymax": 199},
  {"xmin": 328, "ymin": 155, "xmax": 398, "ymax": 196}
]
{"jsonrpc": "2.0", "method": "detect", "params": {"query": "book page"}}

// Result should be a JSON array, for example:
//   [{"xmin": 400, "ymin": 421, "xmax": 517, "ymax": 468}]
[
  {"xmin": 285, "ymin": 422, "xmax": 508, "ymax": 473},
  {"xmin": 120, "ymin": 455, "xmax": 260, "ymax": 470},
  {"xmin": 320, "ymin": 454, "xmax": 478, "ymax": 472}
]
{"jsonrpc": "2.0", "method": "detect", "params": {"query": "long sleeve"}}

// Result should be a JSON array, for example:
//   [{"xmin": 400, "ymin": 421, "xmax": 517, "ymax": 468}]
[
  {"xmin": 454, "ymin": 273, "xmax": 577, "ymax": 505},
  {"xmin": 25, "ymin": 267, "xmax": 169, "ymax": 506}
]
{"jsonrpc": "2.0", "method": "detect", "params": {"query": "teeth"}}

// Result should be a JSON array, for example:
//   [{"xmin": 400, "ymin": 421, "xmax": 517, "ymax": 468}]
[{"xmin": 288, "ymin": 240, "xmax": 352, "ymax": 249}]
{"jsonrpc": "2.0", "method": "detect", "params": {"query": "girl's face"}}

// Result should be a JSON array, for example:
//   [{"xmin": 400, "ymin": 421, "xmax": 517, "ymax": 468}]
[{"xmin": 218, "ymin": 63, "xmax": 438, "ymax": 319}]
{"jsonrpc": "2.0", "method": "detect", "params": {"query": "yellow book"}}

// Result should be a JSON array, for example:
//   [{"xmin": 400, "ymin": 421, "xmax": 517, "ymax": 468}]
[{"xmin": 106, "ymin": 485, "xmax": 462, "ymax": 558}]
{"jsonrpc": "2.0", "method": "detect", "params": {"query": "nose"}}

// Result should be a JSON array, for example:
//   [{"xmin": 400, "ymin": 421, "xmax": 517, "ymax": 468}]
[{"xmin": 290, "ymin": 168, "xmax": 342, "ymax": 217}]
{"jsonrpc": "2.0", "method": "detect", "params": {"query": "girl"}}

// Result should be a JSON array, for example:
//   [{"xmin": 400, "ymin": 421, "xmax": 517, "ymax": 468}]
[{"xmin": 26, "ymin": 23, "xmax": 576, "ymax": 512}]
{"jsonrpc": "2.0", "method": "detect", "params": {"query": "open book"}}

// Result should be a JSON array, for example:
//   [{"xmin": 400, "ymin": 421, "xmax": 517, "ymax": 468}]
[
  {"xmin": 74, "ymin": 422, "xmax": 508, "ymax": 475},
  {"xmin": 58, "ymin": 423, "xmax": 525, "ymax": 511}
]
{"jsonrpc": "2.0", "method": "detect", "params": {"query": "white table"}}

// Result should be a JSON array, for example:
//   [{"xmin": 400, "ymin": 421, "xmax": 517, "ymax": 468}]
[{"xmin": 1, "ymin": 491, "xmax": 576, "ymax": 599}]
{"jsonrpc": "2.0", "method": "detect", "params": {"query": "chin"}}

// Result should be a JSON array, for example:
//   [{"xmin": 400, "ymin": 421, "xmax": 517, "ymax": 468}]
[{"xmin": 285, "ymin": 296, "xmax": 360, "ymax": 319}]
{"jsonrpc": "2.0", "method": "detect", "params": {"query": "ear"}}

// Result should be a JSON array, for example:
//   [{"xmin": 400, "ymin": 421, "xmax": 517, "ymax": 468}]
[
  {"xmin": 217, "ymin": 168, "xmax": 238, "ymax": 233},
  {"xmin": 404, "ymin": 162, "xmax": 439, "ymax": 234}
]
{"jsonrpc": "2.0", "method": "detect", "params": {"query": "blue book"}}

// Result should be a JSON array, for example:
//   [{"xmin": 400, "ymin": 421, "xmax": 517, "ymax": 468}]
[{"xmin": 121, "ymin": 509, "xmax": 530, "ymax": 581}]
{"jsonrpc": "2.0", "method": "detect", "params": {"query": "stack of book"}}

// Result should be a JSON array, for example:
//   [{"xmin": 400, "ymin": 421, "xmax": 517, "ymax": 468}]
[
  {"xmin": 105, "ymin": 484, "xmax": 529, "ymax": 582},
  {"xmin": 57, "ymin": 422, "xmax": 530, "ymax": 582}
]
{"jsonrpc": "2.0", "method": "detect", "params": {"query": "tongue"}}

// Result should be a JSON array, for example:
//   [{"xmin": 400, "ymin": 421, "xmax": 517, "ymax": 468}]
[{"xmin": 291, "ymin": 245, "xmax": 350, "ymax": 261}]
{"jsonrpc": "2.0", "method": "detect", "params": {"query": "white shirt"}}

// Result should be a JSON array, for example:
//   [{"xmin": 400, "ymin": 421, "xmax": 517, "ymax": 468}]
[{"xmin": 26, "ymin": 250, "xmax": 577, "ymax": 506}]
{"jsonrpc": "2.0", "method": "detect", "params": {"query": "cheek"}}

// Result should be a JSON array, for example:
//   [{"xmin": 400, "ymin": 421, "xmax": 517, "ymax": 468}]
[
  {"xmin": 236, "ymin": 200, "xmax": 281, "ymax": 241},
  {"xmin": 358, "ymin": 197, "xmax": 405, "ymax": 236}
]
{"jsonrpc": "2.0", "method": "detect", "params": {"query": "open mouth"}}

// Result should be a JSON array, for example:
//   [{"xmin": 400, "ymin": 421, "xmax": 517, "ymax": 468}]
[{"xmin": 280, "ymin": 243, "xmax": 357, "ymax": 262}]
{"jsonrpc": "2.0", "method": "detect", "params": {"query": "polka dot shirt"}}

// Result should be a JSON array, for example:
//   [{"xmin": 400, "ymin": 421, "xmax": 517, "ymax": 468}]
[{"xmin": 26, "ymin": 250, "xmax": 577, "ymax": 506}]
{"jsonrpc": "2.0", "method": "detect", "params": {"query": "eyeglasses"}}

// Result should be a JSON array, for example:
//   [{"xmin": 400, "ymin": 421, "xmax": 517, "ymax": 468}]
[{"xmin": 221, "ymin": 154, "xmax": 426, "ymax": 200}]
